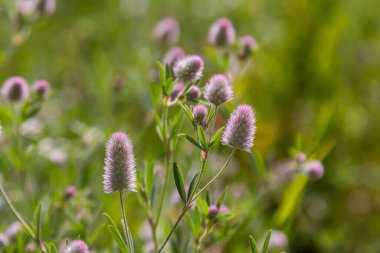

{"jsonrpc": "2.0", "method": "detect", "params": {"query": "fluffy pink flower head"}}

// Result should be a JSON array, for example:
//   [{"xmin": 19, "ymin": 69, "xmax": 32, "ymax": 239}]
[
  {"xmin": 192, "ymin": 104, "xmax": 208, "ymax": 126},
  {"xmin": 268, "ymin": 230, "xmax": 288, "ymax": 250},
  {"xmin": 168, "ymin": 83, "xmax": 185, "ymax": 105},
  {"xmin": 153, "ymin": 17, "xmax": 180, "ymax": 45},
  {"xmin": 208, "ymin": 18, "xmax": 236, "ymax": 47},
  {"xmin": 1, "ymin": 77, "xmax": 29, "ymax": 102},
  {"xmin": 64, "ymin": 185, "xmax": 77, "ymax": 199},
  {"xmin": 32, "ymin": 80, "xmax": 50, "ymax": 97},
  {"xmin": 302, "ymin": 160, "xmax": 324, "ymax": 180},
  {"xmin": 222, "ymin": 105, "xmax": 256, "ymax": 152},
  {"xmin": 163, "ymin": 47, "xmax": 185, "ymax": 69},
  {"xmin": 186, "ymin": 85, "xmax": 202, "ymax": 101},
  {"xmin": 173, "ymin": 55, "xmax": 204, "ymax": 84},
  {"xmin": 0, "ymin": 234, "xmax": 9, "ymax": 248},
  {"xmin": 238, "ymin": 35, "xmax": 258, "ymax": 60},
  {"xmin": 103, "ymin": 132, "xmax": 136, "ymax": 193},
  {"xmin": 204, "ymin": 74, "xmax": 233, "ymax": 106},
  {"xmin": 208, "ymin": 204, "xmax": 219, "ymax": 218},
  {"xmin": 65, "ymin": 240, "xmax": 89, "ymax": 253}
]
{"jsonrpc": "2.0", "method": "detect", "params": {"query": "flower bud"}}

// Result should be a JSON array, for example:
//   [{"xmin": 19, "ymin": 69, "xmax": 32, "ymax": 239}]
[
  {"xmin": 208, "ymin": 18, "xmax": 236, "ymax": 47},
  {"xmin": 238, "ymin": 35, "xmax": 257, "ymax": 60},
  {"xmin": 192, "ymin": 104, "xmax": 208, "ymax": 126},
  {"xmin": 103, "ymin": 132, "xmax": 137, "ymax": 193},
  {"xmin": 173, "ymin": 55, "xmax": 204, "ymax": 84},
  {"xmin": 153, "ymin": 17, "xmax": 180, "ymax": 45},
  {"xmin": 222, "ymin": 105, "xmax": 256, "ymax": 152},
  {"xmin": 208, "ymin": 204, "xmax": 219, "ymax": 218},
  {"xmin": 302, "ymin": 160, "xmax": 324, "ymax": 180},
  {"xmin": 168, "ymin": 83, "xmax": 185, "ymax": 105},
  {"xmin": 32, "ymin": 80, "xmax": 50, "ymax": 97},
  {"xmin": 64, "ymin": 185, "xmax": 77, "ymax": 199},
  {"xmin": 1, "ymin": 77, "xmax": 29, "ymax": 102},
  {"xmin": 204, "ymin": 74, "xmax": 233, "ymax": 106},
  {"xmin": 186, "ymin": 85, "xmax": 201, "ymax": 101},
  {"xmin": 65, "ymin": 240, "xmax": 89, "ymax": 253}
]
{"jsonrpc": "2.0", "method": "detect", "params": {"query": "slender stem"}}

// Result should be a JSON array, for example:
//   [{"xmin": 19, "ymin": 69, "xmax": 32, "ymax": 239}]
[
  {"xmin": 187, "ymin": 159, "xmax": 206, "ymax": 205},
  {"xmin": 119, "ymin": 191, "xmax": 133, "ymax": 253},
  {"xmin": 208, "ymin": 106, "xmax": 218, "ymax": 141},
  {"xmin": 157, "ymin": 148, "xmax": 236, "ymax": 253}
]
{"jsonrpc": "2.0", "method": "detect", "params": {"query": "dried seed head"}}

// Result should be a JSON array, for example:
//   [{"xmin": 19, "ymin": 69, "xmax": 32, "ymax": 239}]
[
  {"xmin": 168, "ymin": 83, "xmax": 185, "ymax": 105},
  {"xmin": 186, "ymin": 85, "xmax": 202, "ymax": 101},
  {"xmin": 1, "ymin": 77, "xmax": 29, "ymax": 102},
  {"xmin": 163, "ymin": 47, "xmax": 185, "ymax": 69},
  {"xmin": 103, "ymin": 132, "xmax": 137, "ymax": 193},
  {"xmin": 208, "ymin": 18, "xmax": 236, "ymax": 47},
  {"xmin": 302, "ymin": 160, "xmax": 324, "ymax": 180},
  {"xmin": 173, "ymin": 55, "xmax": 204, "ymax": 84},
  {"xmin": 238, "ymin": 35, "xmax": 257, "ymax": 60},
  {"xmin": 222, "ymin": 105, "xmax": 256, "ymax": 152},
  {"xmin": 32, "ymin": 80, "xmax": 50, "ymax": 97},
  {"xmin": 65, "ymin": 240, "xmax": 89, "ymax": 253},
  {"xmin": 192, "ymin": 104, "xmax": 208, "ymax": 126},
  {"xmin": 153, "ymin": 17, "xmax": 180, "ymax": 45},
  {"xmin": 204, "ymin": 74, "xmax": 233, "ymax": 106}
]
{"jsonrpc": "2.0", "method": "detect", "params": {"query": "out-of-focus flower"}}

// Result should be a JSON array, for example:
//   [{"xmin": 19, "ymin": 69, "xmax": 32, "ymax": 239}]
[
  {"xmin": 186, "ymin": 85, "xmax": 201, "ymax": 101},
  {"xmin": 65, "ymin": 240, "xmax": 89, "ymax": 253},
  {"xmin": 302, "ymin": 160, "xmax": 324, "ymax": 180},
  {"xmin": 208, "ymin": 204, "xmax": 219, "ymax": 218},
  {"xmin": 38, "ymin": 138, "xmax": 68, "ymax": 165},
  {"xmin": 208, "ymin": 18, "xmax": 236, "ymax": 47},
  {"xmin": 64, "ymin": 185, "xmax": 77, "ymax": 199},
  {"xmin": 222, "ymin": 105, "xmax": 256, "ymax": 152},
  {"xmin": 168, "ymin": 83, "xmax": 185, "ymax": 105},
  {"xmin": 238, "ymin": 35, "xmax": 257, "ymax": 60},
  {"xmin": 295, "ymin": 152, "xmax": 306, "ymax": 163},
  {"xmin": 36, "ymin": 0, "xmax": 56, "ymax": 16},
  {"xmin": 192, "ymin": 104, "xmax": 208, "ymax": 126},
  {"xmin": 204, "ymin": 74, "xmax": 233, "ymax": 106},
  {"xmin": 173, "ymin": 55, "xmax": 204, "ymax": 84},
  {"xmin": 163, "ymin": 47, "xmax": 185, "ymax": 69},
  {"xmin": 1, "ymin": 77, "xmax": 29, "ymax": 102},
  {"xmin": 103, "ymin": 132, "xmax": 137, "ymax": 193},
  {"xmin": 5, "ymin": 222, "xmax": 22, "ymax": 241},
  {"xmin": 16, "ymin": 0, "xmax": 37, "ymax": 16},
  {"xmin": 153, "ymin": 17, "xmax": 180, "ymax": 45},
  {"xmin": 219, "ymin": 204, "xmax": 230, "ymax": 214},
  {"xmin": 24, "ymin": 242, "xmax": 36, "ymax": 252},
  {"xmin": 20, "ymin": 118, "xmax": 44, "ymax": 137},
  {"xmin": 0, "ymin": 234, "xmax": 9, "ymax": 248},
  {"xmin": 32, "ymin": 80, "xmax": 50, "ymax": 97},
  {"xmin": 268, "ymin": 230, "xmax": 288, "ymax": 250}
]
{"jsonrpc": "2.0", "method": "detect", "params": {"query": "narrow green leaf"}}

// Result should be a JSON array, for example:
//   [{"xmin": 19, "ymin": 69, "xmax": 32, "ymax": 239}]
[
  {"xmin": 157, "ymin": 62, "xmax": 166, "ymax": 95},
  {"xmin": 197, "ymin": 126, "xmax": 207, "ymax": 150},
  {"xmin": 166, "ymin": 77, "xmax": 174, "ymax": 95},
  {"xmin": 196, "ymin": 198, "xmax": 209, "ymax": 215},
  {"xmin": 249, "ymin": 235, "xmax": 258, "ymax": 253},
  {"xmin": 209, "ymin": 127, "xmax": 225, "ymax": 148},
  {"xmin": 187, "ymin": 172, "xmax": 199, "ymax": 202},
  {"xmin": 178, "ymin": 134, "xmax": 204, "ymax": 150},
  {"xmin": 205, "ymin": 191, "xmax": 212, "ymax": 206},
  {"xmin": 108, "ymin": 225, "xmax": 129, "ymax": 253},
  {"xmin": 206, "ymin": 105, "xmax": 215, "ymax": 125},
  {"xmin": 165, "ymin": 63, "xmax": 172, "ymax": 81},
  {"xmin": 103, "ymin": 212, "xmax": 118, "ymax": 228},
  {"xmin": 173, "ymin": 162, "xmax": 186, "ymax": 203},
  {"xmin": 180, "ymin": 104, "xmax": 194, "ymax": 123},
  {"xmin": 262, "ymin": 230, "xmax": 272, "ymax": 253},
  {"xmin": 216, "ymin": 187, "xmax": 228, "ymax": 208},
  {"xmin": 184, "ymin": 213, "xmax": 197, "ymax": 236},
  {"xmin": 34, "ymin": 203, "xmax": 42, "ymax": 240},
  {"xmin": 216, "ymin": 213, "xmax": 235, "ymax": 223},
  {"xmin": 193, "ymin": 207, "xmax": 202, "ymax": 236}
]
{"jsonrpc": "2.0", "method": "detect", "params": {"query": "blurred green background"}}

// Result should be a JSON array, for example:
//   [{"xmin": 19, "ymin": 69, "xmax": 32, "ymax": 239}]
[{"xmin": 1, "ymin": 0, "xmax": 380, "ymax": 252}]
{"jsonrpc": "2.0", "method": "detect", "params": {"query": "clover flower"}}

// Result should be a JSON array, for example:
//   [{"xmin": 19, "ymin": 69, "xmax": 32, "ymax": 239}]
[
  {"xmin": 208, "ymin": 18, "xmax": 236, "ymax": 47},
  {"xmin": 192, "ymin": 104, "xmax": 208, "ymax": 126},
  {"xmin": 32, "ymin": 80, "xmax": 50, "ymax": 97},
  {"xmin": 1, "ymin": 77, "xmax": 29, "ymax": 102},
  {"xmin": 302, "ymin": 160, "xmax": 324, "ymax": 180},
  {"xmin": 168, "ymin": 83, "xmax": 185, "ymax": 105},
  {"xmin": 204, "ymin": 74, "xmax": 233, "ymax": 106},
  {"xmin": 222, "ymin": 105, "xmax": 256, "ymax": 152},
  {"xmin": 103, "ymin": 132, "xmax": 137, "ymax": 193},
  {"xmin": 186, "ymin": 85, "xmax": 201, "ymax": 101},
  {"xmin": 65, "ymin": 240, "xmax": 89, "ymax": 253},
  {"xmin": 173, "ymin": 55, "xmax": 204, "ymax": 84},
  {"xmin": 153, "ymin": 17, "xmax": 180, "ymax": 45},
  {"xmin": 238, "ymin": 35, "xmax": 257, "ymax": 60},
  {"xmin": 163, "ymin": 47, "xmax": 185, "ymax": 69}
]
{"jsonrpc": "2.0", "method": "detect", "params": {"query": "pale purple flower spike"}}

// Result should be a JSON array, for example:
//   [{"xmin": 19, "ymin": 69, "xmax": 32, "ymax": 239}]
[
  {"xmin": 208, "ymin": 18, "xmax": 236, "ymax": 47},
  {"xmin": 153, "ymin": 17, "xmax": 180, "ymax": 45},
  {"xmin": 168, "ymin": 83, "xmax": 185, "ymax": 105},
  {"xmin": 186, "ymin": 85, "xmax": 202, "ymax": 101},
  {"xmin": 103, "ymin": 132, "xmax": 137, "ymax": 193},
  {"xmin": 1, "ymin": 76, "xmax": 29, "ymax": 102},
  {"xmin": 192, "ymin": 104, "xmax": 208, "ymax": 126},
  {"xmin": 222, "ymin": 105, "xmax": 256, "ymax": 152},
  {"xmin": 173, "ymin": 55, "xmax": 204, "ymax": 84},
  {"xmin": 204, "ymin": 74, "xmax": 233, "ymax": 106},
  {"xmin": 65, "ymin": 240, "xmax": 89, "ymax": 253}
]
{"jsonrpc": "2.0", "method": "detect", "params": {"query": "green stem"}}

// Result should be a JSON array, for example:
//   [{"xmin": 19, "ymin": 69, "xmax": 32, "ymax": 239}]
[
  {"xmin": 119, "ymin": 191, "xmax": 134, "ymax": 253},
  {"xmin": 208, "ymin": 106, "xmax": 218, "ymax": 141}
]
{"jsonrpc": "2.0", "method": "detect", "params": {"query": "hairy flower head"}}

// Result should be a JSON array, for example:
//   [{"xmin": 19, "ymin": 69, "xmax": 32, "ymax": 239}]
[
  {"xmin": 103, "ymin": 132, "xmax": 136, "ymax": 193},
  {"xmin": 153, "ymin": 17, "xmax": 180, "ymax": 45},
  {"xmin": 192, "ymin": 104, "xmax": 208, "ymax": 126},
  {"xmin": 186, "ymin": 85, "xmax": 202, "ymax": 101},
  {"xmin": 1, "ymin": 77, "xmax": 29, "ymax": 102},
  {"xmin": 208, "ymin": 18, "xmax": 236, "ymax": 47},
  {"xmin": 32, "ymin": 80, "xmax": 50, "ymax": 97},
  {"xmin": 168, "ymin": 83, "xmax": 185, "ymax": 105},
  {"xmin": 65, "ymin": 240, "xmax": 89, "ymax": 253},
  {"xmin": 302, "ymin": 160, "xmax": 324, "ymax": 180},
  {"xmin": 204, "ymin": 74, "xmax": 233, "ymax": 106},
  {"xmin": 222, "ymin": 105, "xmax": 256, "ymax": 152},
  {"xmin": 238, "ymin": 35, "xmax": 257, "ymax": 60},
  {"xmin": 173, "ymin": 55, "xmax": 204, "ymax": 84},
  {"xmin": 163, "ymin": 47, "xmax": 185, "ymax": 69}
]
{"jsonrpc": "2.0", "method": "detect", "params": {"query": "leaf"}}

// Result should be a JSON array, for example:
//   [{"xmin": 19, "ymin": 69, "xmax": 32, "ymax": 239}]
[
  {"xmin": 249, "ymin": 235, "xmax": 258, "ymax": 253},
  {"xmin": 34, "ymin": 203, "xmax": 42, "ymax": 240},
  {"xmin": 187, "ymin": 172, "xmax": 199, "ymax": 202},
  {"xmin": 103, "ymin": 212, "xmax": 118, "ymax": 228},
  {"xmin": 108, "ymin": 225, "xmax": 129, "ymax": 253},
  {"xmin": 193, "ymin": 207, "xmax": 202, "ymax": 236},
  {"xmin": 121, "ymin": 219, "xmax": 135, "ymax": 253},
  {"xmin": 180, "ymin": 104, "xmax": 194, "ymax": 123},
  {"xmin": 184, "ymin": 212, "xmax": 197, "ymax": 236},
  {"xmin": 216, "ymin": 213, "xmax": 235, "ymax": 223},
  {"xmin": 262, "ymin": 230, "xmax": 272, "ymax": 253},
  {"xmin": 216, "ymin": 187, "xmax": 228, "ymax": 208},
  {"xmin": 196, "ymin": 198, "xmax": 209, "ymax": 215},
  {"xmin": 209, "ymin": 127, "xmax": 225, "ymax": 148},
  {"xmin": 206, "ymin": 104, "xmax": 216, "ymax": 124},
  {"xmin": 178, "ymin": 134, "xmax": 204, "ymax": 151},
  {"xmin": 157, "ymin": 62, "xmax": 167, "ymax": 95},
  {"xmin": 197, "ymin": 126, "xmax": 207, "ymax": 150},
  {"xmin": 205, "ymin": 191, "xmax": 212, "ymax": 206},
  {"xmin": 166, "ymin": 77, "xmax": 174, "ymax": 95},
  {"xmin": 173, "ymin": 162, "xmax": 186, "ymax": 203},
  {"xmin": 144, "ymin": 161, "xmax": 154, "ymax": 197}
]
